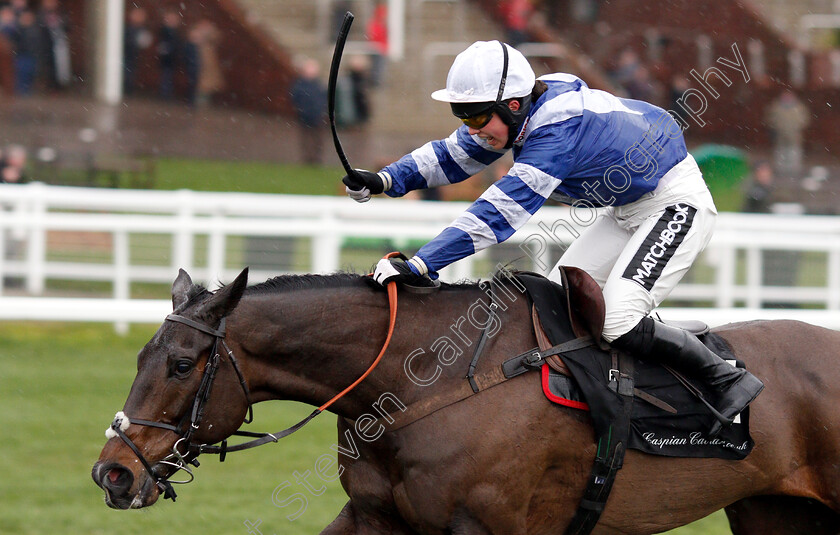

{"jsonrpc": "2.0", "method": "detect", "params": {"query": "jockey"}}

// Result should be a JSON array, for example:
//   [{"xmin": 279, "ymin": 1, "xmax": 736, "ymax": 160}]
[{"xmin": 342, "ymin": 40, "xmax": 762, "ymax": 436}]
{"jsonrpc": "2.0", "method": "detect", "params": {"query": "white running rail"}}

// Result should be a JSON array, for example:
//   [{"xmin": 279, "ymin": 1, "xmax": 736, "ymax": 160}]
[{"xmin": 0, "ymin": 183, "xmax": 838, "ymax": 330}]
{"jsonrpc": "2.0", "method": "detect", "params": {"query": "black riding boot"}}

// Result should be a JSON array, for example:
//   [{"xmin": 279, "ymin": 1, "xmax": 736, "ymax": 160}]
[{"xmin": 613, "ymin": 317, "xmax": 764, "ymax": 437}]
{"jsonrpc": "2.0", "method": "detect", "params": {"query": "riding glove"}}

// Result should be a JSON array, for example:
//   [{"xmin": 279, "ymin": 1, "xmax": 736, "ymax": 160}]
[
  {"xmin": 343, "ymin": 169, "xmax": 390, "ymax": 203},
  {"xmin": 373, "ymin": 257, "xmax": 434, "ymax": 287}
]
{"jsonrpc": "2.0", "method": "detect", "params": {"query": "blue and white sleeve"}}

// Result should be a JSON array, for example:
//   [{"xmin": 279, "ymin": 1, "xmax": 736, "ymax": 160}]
[
  {"xmin": 412, "ymin": 162, "xmax": 564, "ymax": 276},
  {"xmin": 410, "ymin": 126, "xmax": 576, "ymax": 277},
  {"xmin": 381, "ymin": 126, "xmax": 507, "ymax": 197}
]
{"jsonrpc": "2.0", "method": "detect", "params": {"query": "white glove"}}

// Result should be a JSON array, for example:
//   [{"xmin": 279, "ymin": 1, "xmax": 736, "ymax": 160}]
[
  {"xmin": 343, "ymin": 170, "xmax": 391, "ymax": 203},
  {"xmin": 373, "ymin": 257, "xmax": 407, "ymax": 285},
  {"xmin": 373, "ymin": 256, "xmax": 432, "ymax": 287},
  {"xmin": 345, "ymin": 185, "xmax": 371, "ymax": 203}
]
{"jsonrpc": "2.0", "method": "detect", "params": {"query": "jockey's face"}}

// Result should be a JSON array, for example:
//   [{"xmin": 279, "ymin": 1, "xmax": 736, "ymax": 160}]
[
  {"xmin": 466, "ymin": 99, "xmax": 520, "ymax": 149},
  {"xmin": 467, "ymin": 114, "xmax": 509, "ymax": 149}
]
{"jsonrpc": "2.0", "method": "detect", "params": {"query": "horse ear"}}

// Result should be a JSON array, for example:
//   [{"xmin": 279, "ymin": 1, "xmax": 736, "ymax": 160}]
[
  {"xmin": 172, "ymin": 269, "xmax": 194, "ymax": 310},
  {"xmin": 199, "ymin": 267, "xmax": 249, "ymax": 322}
]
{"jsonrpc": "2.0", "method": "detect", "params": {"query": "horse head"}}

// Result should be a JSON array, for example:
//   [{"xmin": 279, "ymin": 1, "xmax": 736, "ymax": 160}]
[{"xmin": 92, "ymin": 267, "xmax": 250, "ymax": 509}]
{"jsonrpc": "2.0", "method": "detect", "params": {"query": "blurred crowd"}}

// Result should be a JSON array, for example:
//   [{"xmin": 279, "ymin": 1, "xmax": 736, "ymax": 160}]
[
  {"xmin": 0, "ymin": 0, "xmax": 831, "ymax": 210},
  {"xmin": 123, "ymin": 6, "xmax": 224, "ymax": 107},
  {"xmin": 0, "ymin": 0, "xmax": 70, "ymax": 95},
  {"xmin": 0, "ymin": 2, "xmax": 225, "ymax": 107}
]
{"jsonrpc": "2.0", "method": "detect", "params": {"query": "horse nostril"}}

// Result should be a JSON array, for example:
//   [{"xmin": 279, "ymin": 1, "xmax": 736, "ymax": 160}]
[
  {"xmin": 108, "ymin": 468, "xmax": 123, "ymax": 485},
  {"xmin": 98, "ymin": 463, "xmax": 134, "ymax": 494}
]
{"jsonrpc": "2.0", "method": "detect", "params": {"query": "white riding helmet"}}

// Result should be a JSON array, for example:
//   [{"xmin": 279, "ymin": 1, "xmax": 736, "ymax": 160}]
[{"xmin": 431, "ymin": 41, "xmax": 536, "ymax": 103}]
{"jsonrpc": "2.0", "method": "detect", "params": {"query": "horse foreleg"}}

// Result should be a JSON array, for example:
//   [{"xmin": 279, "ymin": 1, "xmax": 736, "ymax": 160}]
[{"xmin": 725, "ymin": 495, "xmax": 840, "ymax": 535}]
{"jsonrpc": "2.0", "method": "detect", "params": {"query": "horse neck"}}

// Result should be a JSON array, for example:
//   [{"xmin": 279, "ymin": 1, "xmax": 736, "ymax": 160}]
[{"xmin": 227, "ymin": 284, "xmax": 415, "ymax": 418}]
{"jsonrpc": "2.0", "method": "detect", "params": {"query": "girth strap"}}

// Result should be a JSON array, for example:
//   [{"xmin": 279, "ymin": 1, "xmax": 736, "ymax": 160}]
[{"xmin": 563, "ymin": 350, "xmax": 634, "ymax": 535}]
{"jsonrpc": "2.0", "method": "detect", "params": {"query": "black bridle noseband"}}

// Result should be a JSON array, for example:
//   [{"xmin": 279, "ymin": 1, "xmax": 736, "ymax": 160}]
[{"xmin": 106, "ymin": 313, "xmax": 318, "ymax": 502}]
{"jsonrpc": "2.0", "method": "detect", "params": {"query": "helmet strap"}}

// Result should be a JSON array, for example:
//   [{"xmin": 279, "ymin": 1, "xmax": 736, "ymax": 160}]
[
  {"xmin": 493, "ymin": 42, "xmax": 532, "ymax": 149},
  {"xmin": 493, "ymin": 41, "xmax": 509, "ymax": 105},
  {"xmin": 496, "ymin": 95, "xmax": 532, "ymax": 149}
]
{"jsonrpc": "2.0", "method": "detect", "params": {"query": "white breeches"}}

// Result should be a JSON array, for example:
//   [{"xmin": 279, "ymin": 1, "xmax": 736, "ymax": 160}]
[{"xmin": 548, "ymin": 154, "xmax": 717, "ymax": 342}]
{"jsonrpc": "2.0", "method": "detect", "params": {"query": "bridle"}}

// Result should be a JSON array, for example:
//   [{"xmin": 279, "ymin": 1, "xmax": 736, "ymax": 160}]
[
  {"xmin": 106, "ymin": 280, "xmax": 398, "ymax": 502},
  {"xmin": 106, "ymin": 314, "xmax": 254, "ymax": 501}
]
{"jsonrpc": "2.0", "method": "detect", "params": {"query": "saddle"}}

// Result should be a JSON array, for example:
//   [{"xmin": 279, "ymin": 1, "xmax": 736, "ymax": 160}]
[
  {"xmin": 511, "ymin": 267, "xmax": 753, "ymax": 457},
  {"xmin": 507, "ymin": 268, "xmax": 755, "ymax": 535}
]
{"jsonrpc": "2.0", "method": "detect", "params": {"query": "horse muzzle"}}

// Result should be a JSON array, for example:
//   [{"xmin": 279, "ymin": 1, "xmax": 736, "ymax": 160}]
[{"xmin": 92, "ymin": 460, "xmax": 160, "ymax": 510}]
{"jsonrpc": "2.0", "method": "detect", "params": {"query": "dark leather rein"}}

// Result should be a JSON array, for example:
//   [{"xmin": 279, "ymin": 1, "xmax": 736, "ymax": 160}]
[{"xmin": 106, "ymin": 313, "xmax": 320, "ymax": 502}]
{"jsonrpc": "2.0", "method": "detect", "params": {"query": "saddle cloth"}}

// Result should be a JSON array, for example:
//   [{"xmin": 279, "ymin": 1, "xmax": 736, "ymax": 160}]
[{"xmin": 516, "ymin": 272, "xmax": 754, "ymax": 460}]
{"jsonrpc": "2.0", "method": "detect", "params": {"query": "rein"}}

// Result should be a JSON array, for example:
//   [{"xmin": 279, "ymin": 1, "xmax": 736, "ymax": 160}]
[{"xmin": 106, "ymin": 279, "xmax": 398, "ymax": 502}]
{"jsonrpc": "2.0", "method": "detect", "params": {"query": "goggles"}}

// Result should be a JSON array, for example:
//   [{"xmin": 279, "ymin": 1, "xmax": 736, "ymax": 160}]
[{"xmin": 458, "ymin": 107, "xmax": 495, "ymax": 129}]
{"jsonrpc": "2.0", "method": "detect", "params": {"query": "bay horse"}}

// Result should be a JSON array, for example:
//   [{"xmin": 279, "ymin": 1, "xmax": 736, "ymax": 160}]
[{"xmin": 92, "ymin": 267, "xmax": 840, "ymax": 534}]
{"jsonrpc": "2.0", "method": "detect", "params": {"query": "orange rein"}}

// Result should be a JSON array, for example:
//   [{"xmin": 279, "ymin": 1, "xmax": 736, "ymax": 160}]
[{"xmin": 317, "ymin": 253, "xmax": 400, "ymax": 412}]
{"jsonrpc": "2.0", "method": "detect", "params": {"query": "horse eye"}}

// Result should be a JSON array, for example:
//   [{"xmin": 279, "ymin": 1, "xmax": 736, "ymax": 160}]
[{"xmin": 174, "ymin": 360, "xmax": 193, "ymax": 375}]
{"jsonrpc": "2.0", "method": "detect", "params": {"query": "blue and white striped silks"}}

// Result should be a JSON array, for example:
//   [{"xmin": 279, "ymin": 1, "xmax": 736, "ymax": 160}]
[{"xmin": 380, "ymin": 73, "xmax": 689, "ymax": 277}]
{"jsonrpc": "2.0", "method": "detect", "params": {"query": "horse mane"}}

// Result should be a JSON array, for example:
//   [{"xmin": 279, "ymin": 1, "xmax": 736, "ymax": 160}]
[
  {"xmin": 243, "ymin": 272, "xmax": 481, "ymax": 295},
  {"xmin": 245, "ymin": 272, "xmax": 368, "ymax": 295}
]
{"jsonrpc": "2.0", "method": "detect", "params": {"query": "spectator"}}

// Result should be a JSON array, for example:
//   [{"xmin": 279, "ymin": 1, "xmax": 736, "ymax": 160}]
[
  {"xmin": 183, "ymin": 24, "xmax": 200, "ymax": 104},
  {"xmin": 500, "ymin": 0, "xmax": 534, "ymax": 48},
  {"xmin": 668, "ymin": 74, "xmax": 691, "ymax": 114},
  {"xmin": 38, "ymin": 0, "xmax": 71, "ymax": 91},
  {"xmin": 123, "ymin": 6, "xmax": 152, "ymax": 95},
  {"xmin": 741, "ymin": 160, "xmax": 775, "ymax": 213},
  {"xmin": 11, "ymin": 9, "xmax": 40, "ymax": 95},
  {"xmin": 624, "ymin": 64, "xmax": 663, "ymax": 105},
  {"xmin": 330, "ymin": 0, "xmax": 352, "ymax": 43},
  {"xmin": 10, "ymin": 0, "xmax": 28, "ymax": 19},
  {"xmin": 740, "ymin": 159, "xmax": 800, "ymax": 307},
  {"xmin": 0, "ymin": 6, "xmax": 16, "ymax": 93},
  {"xmin": 348, "ymin": 55, "xmax": 371, "ymax": 126},
  {"xmin": 0, "ymin": 144, "xmax": 28, "ymax": 184},
  {"xmin": 334, "ymin": 57, "xmax": 371, "ymax": 128},
  {"xmin": 334, "ymin": 72, "xmax": 357, "ymax": 127},
  {"xmin": 0, "ymin": 6, "xmax": 16, "ymax": 41},
  {"xmin": 157, "ymin": 9, "xmax": 184, "ymax": 100},
  {"xmin": 609, "ymin": 47, "xmax": 641, "ymax": 91},
  {"xmin": 765, "ymin": 89, "xmax": 810, "ymax": 176},
  {"xmin": 366, "ymin": 1, "xmax": 388, "ymax": 87},
  {"xmin": 192, "ymin": 19, "xmax": 224, "ymax": 107},
  {"xmin": 570, "ymin": 0, "xmax": 600, "ymax": 23},
  {"xmin": 289, "ymin": 58, "xmax": 327, "ymax": 165}
]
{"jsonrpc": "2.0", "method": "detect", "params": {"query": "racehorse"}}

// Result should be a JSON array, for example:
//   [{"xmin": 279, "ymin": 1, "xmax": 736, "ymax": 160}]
[{"xmin": 92, "ymin": 267, "xmax": 840, "ymax": 534}]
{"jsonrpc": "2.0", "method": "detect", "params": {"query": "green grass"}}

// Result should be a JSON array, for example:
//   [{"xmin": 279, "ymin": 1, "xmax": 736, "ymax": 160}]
[
  {"xmin": 0, "ymin": 322, "xmax": 347, "ymax": 534},
  {"xmin": 154, "ymin": 158, "xmax": 345, "ymax": 195},
  {"xmin": 0, "ymin": 322, "xmax": 732, "ymax": 534}
]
